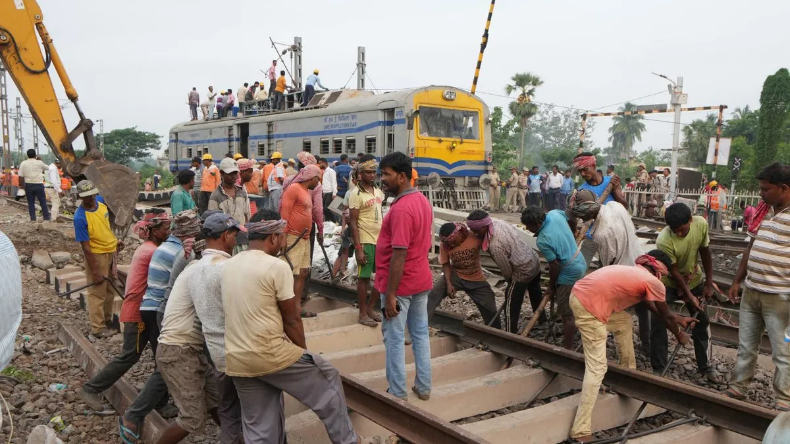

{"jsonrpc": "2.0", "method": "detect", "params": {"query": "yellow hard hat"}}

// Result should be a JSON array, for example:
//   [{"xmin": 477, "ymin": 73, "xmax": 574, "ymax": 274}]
[
  {"xmin": 709, "ymin": 180, "xmax": 718, "ymax": 187},
  {"xmin": 313, "ymin": 69, "xmax": 319, "ymax": 74},
  {"xmin": 202, "ymin": 154, "xmax": 213, "ymax": 160},
  {"xmin": 271, "ymin": 152, "xmax": 283, "ymax": 159},
  {"xmin": 233, "ymin": 153, "xmax": 243, "ymax": 160}
]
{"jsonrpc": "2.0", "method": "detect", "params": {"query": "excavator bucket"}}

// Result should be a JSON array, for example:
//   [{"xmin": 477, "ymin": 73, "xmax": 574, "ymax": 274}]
[{"xmin": 80, "ymin": 158, "xmax": 139, "ymax": 233}]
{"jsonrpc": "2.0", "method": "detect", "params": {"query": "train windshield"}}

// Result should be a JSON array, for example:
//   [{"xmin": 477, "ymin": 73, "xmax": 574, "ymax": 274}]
[{"xmin": 418, "ymin": 106, "xmax": 480, "ymax": 140}]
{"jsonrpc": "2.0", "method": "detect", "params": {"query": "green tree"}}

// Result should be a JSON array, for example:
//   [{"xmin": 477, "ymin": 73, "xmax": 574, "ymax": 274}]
[
  {"xmin": 607, "ymin": 102, "xmax": 646, "ymax": 161},
  {"xmin": 755, "ymin": 68, "xmax": 790, "ymax": 169},
  {"xmin": 681, "ymin": 114, "xmax": 718, "ymax": 166},
  {"xmin": 505, "ymin": 72, "xmax": 543, "ymax": 168},
  {"xmin": 100, "ymin": 127, "xmax": 162, "ymax": 166},
  {"xmin": 527, "ymin": 105, "xmax": 596, "ymax": 169},
  {"xmin": 490, "ymin": 106, "xmax": 519, "ymax": 170},
  {"xmin": 724, "ymin": 105, "xmax": 759, "ymax": 143}
]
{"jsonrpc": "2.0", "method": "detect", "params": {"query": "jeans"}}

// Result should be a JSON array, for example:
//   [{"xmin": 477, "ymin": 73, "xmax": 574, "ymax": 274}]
[
  {"xmin": 268, "ymin": 189, "xmax": 282, "ymax": 212},
  {"xmin": 528, "ymin": 192, "xmax": 541, "ymax": 208},
  {"xmin": 381, "ymin": 291, "xmax": 432, "ymax": 399},
  {"xmin": 559, "ymin": 192, "xmax": 570, "ymax": 210},
  {"xmin": 190, "ymin": 103, "xmax": 198, "ymax": 120},
  {"xmin": 730, "ymin": 287, "xmax": 790, "ymax": 402},
  {"xmin": 708, "ymin": 210, "xmax": 719, "ymax": 230},
  {"xmin": 273, "ymin": 91, "xmax": 284, "ymax": 110},
  {"xmin": 650, "ymin": 283, "xmax": 711, "ymax": 373},
  {"xmin": 302, "ymin": 85, "xmax": 315, "ymax": 106},
  {"xmin": 547, "ymin": 188, "xmax": 561, "ymax": 211},
  {"xmin": 24, "ymin": 183, "xmax": 50, "ymax": 221},
  {"xmin": 198, "ymin": 190, "xmax": 212, "ymax": 216}
]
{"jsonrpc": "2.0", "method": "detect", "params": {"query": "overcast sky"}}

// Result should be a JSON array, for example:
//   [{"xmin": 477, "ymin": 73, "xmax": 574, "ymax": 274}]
[{"xmin": 6, "ymin": 0, "xmax": 789, "ymax": 160}]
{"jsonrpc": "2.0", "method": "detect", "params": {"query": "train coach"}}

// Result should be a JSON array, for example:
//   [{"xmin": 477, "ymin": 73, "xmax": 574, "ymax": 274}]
[{"xmin": 167, "ymin": 86, "xmax": 493, "ymax": 209}]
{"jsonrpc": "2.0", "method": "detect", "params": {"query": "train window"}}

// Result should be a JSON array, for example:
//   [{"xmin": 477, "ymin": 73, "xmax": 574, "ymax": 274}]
[
  {"xmin": 346, "ymin": 137, "xmax": 356, "ymax": 154},
  {"xmin": 417, "ymin": 106, "xmax": 480, "ymax": 140},
  {"xmin": 320, "ymin": 138, "xmax": 330, "ymax": 154},
  {"xmin": 365, "ymin": 136, "xmax": 377, "ymax": 154},
  {"xmin": 181, "ymin": 146, "xmax": 188, "ymax": 159},
  {"xmin": 196, "ymin": 148, "xmax": 202, "ymax": 158},
  {"xmin": 276, "ymin": 140, "xmax": 284, "ymax": 153},
  {"xmin": 303, "ymin": 139, "xmax": 311, "ymax": 152},
  {"xmin": 257, "ymin": 142, "xmax": 266, "ymax": 156},
  {"xmin": 187, "ymin": 147, "xmax": 193, "ymax": 159},
  {"xmin": 333, "ymin": 138, "xmax": 343, "ymax": 154}
]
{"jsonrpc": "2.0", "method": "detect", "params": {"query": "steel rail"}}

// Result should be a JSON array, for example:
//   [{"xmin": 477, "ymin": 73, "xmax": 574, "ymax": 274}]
[
  {"xmin": 310, "ymin": 280, "xmax": 776, "ymax": 441},
  {"xmin": 342, "ymin": 375, "xmax": 489, "ymax": 444}
]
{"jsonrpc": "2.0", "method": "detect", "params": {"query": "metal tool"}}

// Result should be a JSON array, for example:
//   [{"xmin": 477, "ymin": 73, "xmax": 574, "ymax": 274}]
[
  {"xmin": 57, "ymin": 276, "xmax": 124, "ymax": 299},
  {"xmin": 317, "ymin": 238, "xmax": 335, "ymax": 281},
  {"xmin": 614, "ymin": 304, "xmax": 705, "ymax": 444}
]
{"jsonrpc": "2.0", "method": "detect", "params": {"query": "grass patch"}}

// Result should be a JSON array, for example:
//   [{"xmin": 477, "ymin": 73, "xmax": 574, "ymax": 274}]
[{"xmin": 0, "ymin": 366, "xmax": 36, "ymax": 382}]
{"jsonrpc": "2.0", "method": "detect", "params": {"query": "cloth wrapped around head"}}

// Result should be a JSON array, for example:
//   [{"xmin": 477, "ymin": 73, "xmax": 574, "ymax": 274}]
[
  {"xmin": 172, "ymin": 209, "xmax": 202, "ymax": 258},
  {"xmin": 246, "ymin": 219, "xmax": 287, "ymax": 236},
  {"xmin": 636, "ymin": 254, "xmax": 668, "ymax": 279},
  {"xmin": 133, "ymin": 211, "xmax": 170, "ymax": 240},
  {"xmin": 297, "ymin": 151, "xmax": 317, "ymax": 166},
  {"xmin": 238, "ymin": 159, "xmax": 254, "ymax": 171},
  {"xmin": 465, "ymin": 216, "xmax": 494, "ymax": 250},
  {"xmin": 283, "ymin": 164, "xmax": 321, "ymax": 191},
  {"xmin": 566, "ymin": 189, "xmax": 600, "ymax": 219},
  {"xmin": 440, "ymin": 222, "xmax": 469, "ymax": 250},
  {"xmin": 359, "ymin": 159, "xmax": 378, "ymax": 172},
  {"xmin": 572, "ymin": 155, "xmax": 597, "ymax": 170}
]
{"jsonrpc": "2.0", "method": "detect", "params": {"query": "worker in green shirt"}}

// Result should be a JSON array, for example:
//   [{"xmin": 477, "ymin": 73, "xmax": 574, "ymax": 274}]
[{"xmin": 170, "ymin": 170, "xmax": 196, "ymax": 215}]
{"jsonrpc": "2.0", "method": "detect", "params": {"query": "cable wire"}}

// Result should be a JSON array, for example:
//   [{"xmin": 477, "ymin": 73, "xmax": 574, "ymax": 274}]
[
  {"xmin": 341, "ymin": 68, "xmax": 358, "ymax": 89},
  {"xmin": 588, "ymin": 91, "xmax": 667, "ymax": 111},
  {"xmin": 365, "ymin": 73, "xmax": 379, "ymax": 93}
]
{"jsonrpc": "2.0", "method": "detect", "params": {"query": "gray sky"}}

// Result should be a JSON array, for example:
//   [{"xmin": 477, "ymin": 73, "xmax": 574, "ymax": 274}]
[{"xmin": 7, "ymin": 0, "xmax": 789, "ymax": 160}]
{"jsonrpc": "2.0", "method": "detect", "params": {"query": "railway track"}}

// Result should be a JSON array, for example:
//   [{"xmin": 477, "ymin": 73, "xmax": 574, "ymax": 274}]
[{"xmin": 58, "ymin": 276, "xmax": 775, "ymax": 443}]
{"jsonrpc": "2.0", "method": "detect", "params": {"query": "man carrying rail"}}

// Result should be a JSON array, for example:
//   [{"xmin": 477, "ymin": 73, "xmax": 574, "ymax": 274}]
[{"xmin": 569, "ymin": 251, "xmax": 695, "ymax": 442}]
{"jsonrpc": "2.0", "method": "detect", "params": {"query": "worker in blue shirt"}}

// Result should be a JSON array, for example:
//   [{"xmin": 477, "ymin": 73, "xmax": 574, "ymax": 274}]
[
  {"xmin": 302, "ymin": 69, "xmax": 329, "ymax": 106},
  {"xmin": 335, "ymin": 154, "xmax": 353, "ymax": 197}
]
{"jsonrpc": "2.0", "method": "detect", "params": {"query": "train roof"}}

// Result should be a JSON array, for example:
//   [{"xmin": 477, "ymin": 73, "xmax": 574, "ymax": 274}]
[{"xmin": 168, "ymin": 85, "xmax": 488, "ymax": 133}]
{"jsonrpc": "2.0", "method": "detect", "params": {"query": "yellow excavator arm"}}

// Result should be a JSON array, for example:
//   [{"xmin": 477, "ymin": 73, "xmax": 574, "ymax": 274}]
[{"xmin": 0, "ymin": 0, "xmax": 138, "ymax": 232}]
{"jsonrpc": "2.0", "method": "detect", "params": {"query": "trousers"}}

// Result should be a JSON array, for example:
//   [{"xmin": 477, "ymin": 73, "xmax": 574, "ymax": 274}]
[
  {"xmin": 570, "ymin": 295, "xmax": 635, "ymax": 438},
  {"xmin": 427, "ymin": 272, "xmax": 499, "ymax": 328},
  {"xmin": 528, "ymin": 192, "xmax": 541, "ymax": 208},
  {"xmin": 503, "ymin": 271, "xmax": 543, "ymax": 333},
  {"xmin": 24, "ymin": 183, "xmax": 50, "ymax": 221},
  {"xmin": 125, "ymin": 311, "xmax": 170, "ymax": 424},
  {"xmin": 505, "ymin": 188, "xmax": 518, "ymax": 212},
  {"xmin": 45, "ymin": 188, "xmax": 60, "ymax": 221},
  {"xmin": 84, "ymin": 252, "xmax": 114, "ymax": 334},
  {"xmin": 381, "ymin": 291, "xmax": 432, "ymax": 400},
  {"xmin": 233, "ymin": 352, "xmax": 357, "ymax": 444},
  {"xmin": 650, "ymin": 283, "xmax": 711, "ymax": 372},
  {"xmin": 488, "ymin": 185, "xmax": 500, "ymax": 210},
  {"xmin": 730, "ymin": 287, "xmax": 790, "ymax": 402},
  {"xmin": 302, "ymin": 84, "xmax": 316, "ymax": 106}
]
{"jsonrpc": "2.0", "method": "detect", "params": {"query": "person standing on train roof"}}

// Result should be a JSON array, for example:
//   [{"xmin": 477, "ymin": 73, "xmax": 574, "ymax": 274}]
[
  {"xmin": 274, "ymin": 71, "xmax": 287, "ymax": 110},
  {"xmin": 237, "ymin": 83, "xmax": 249, "ymax": 109},
  {"xmin": 254, "ymin": 82, "xmax": 268, "ymax": 101},
  {"xmin": 226, "ymin": 88, "xmax": 237, "ymax": 117},
  {"xmin": 207, "ymin": 86, "xmax": 216, "ymax": 120},
  {"xmin": 302, "ymin": 69, "xmax": 329, "ymax": 106},
  {"xmin": 215, "ymin": 91, "xmax": 224, "ymax": 119},
  {"xmin": 188, "ymin": 87, "xmax": 199, "ymax": 121},
  {"xmin": 336, "ymin": 154, "xmax": 353, "ymax": 198},
  {"xmin": 571, "ymin": 152, "xmax": 628, "ymax": 268},
  {"xmin": 267, "ymin": 60, "xmax": 278, "ymax": 96},
  {"xmin": 199, "ymin": 154, "xmax": 220, "ymax": 216}
]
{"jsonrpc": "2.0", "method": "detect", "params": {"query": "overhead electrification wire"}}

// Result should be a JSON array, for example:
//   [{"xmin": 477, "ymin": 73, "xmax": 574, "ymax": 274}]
[{"xmin": 341, "ymin": 68, "xmax": 358, "ymax": 89}]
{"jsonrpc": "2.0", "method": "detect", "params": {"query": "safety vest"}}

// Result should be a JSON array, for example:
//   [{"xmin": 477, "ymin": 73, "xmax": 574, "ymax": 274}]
[
  {"xmin": 709, "ymin": 189, "xmax": 725, "ymax": 211},
  {"xmin": 60, "ymin": 169, "xmax": 72, "ymax": 190}
]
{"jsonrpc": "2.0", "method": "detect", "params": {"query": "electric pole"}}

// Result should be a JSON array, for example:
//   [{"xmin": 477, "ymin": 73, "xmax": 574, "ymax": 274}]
[
  {"xmin": 356, "ymin": 47, "xmax": 366, "ymax": 90},
  {"xmin": 97, "ymin": 119, "xmax": 104, "ymax": 152},
  {"xmin": 32, "ymin": 119, "xmax": 39, "ymax": 155},
  {"xmin": 668, "ymin": 76, "xmax": 685, "ymax": 200},
  {"xmin": 14, "ymin": 97, "xmax": 22, "ymax": 161},
  {"xmin": 0, "ymin": 61, "xmax": 9, "ymax": 171}
]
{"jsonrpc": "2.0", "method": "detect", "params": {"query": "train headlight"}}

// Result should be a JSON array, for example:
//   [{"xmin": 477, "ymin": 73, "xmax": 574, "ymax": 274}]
[
  {"xmin": 442, "ymin": 90, "xmax": 457, "ymax": 101},
  {"xmin": 486, "ymin": 152, "xmax": 492, "ymax": 163}
]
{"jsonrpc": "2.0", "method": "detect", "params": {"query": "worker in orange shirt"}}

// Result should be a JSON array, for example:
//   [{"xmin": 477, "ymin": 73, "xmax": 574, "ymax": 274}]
[
  {"xmin": 199, "ymin": 154, "xmax": 220, "ymax": 215},
  {"xmin": 706, "ymin": 180, "xmax": 727, "ymax": 231},
  {"xmin": 411, "ymin": 168, "xmax": 418, "ymax": 188},
  {"xmin": 261, "ymin": 152, "xmax": 281, "ymax": 209},
  {"xmin": 11, "ymin": 168, "xmax": 21, "ymax": 201}
]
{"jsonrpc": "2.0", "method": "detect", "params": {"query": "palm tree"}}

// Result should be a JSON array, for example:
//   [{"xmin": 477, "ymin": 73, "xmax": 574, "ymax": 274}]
[
  {"xmin": 505, "ymin": 72, "xmax": 543, "ymax": 168},
  {"xmin": 607, "ymin": 102, "xmax": 646, "ymax": 161},
  {"xmin": 681, "ymin": 114, "xmax": 718, "ymax": 165}
]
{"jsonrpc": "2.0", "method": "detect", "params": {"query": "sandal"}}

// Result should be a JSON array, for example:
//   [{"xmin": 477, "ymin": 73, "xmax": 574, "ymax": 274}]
[
  {"xmin": 300, "ymin": 310, "xmax": 317, "ymax": 318},
  {"xmin": 704, "ymin": 369, "xmax": 725, "ymax": 384},
  {"xmin": 723, "ymin": 386, "xmax": 746, "ymax": 400},
  {"xmin": 367, "ymin": 312, "xmax": 383, "ymax": 322},
  {"xmin": 118, "ymin": 416, "xmax": 140, "ymax": 444},
  {"xmin": 358, "ymin": 317, "xmax": 378, "ymax": 328}
]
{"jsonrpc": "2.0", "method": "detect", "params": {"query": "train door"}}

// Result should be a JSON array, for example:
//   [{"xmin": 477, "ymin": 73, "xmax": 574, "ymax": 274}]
[
  {"xmin": 236, "ymin": 122, "xmax": 250, "ymax": 158},
  {"xmin": 384, "ymin": 109, "xmax": 395, "ymax": 155}
]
